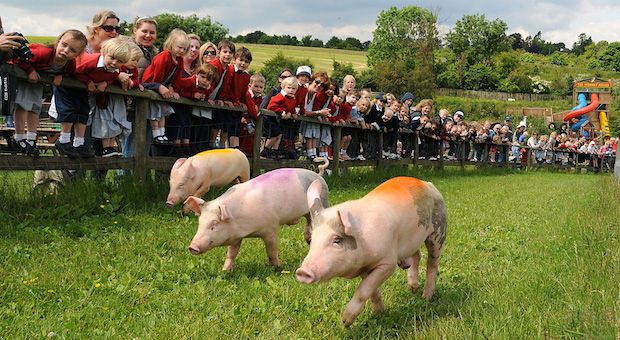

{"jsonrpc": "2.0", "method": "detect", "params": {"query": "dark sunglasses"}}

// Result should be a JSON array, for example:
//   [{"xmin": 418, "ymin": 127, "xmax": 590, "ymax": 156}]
[
  {"xmin": 100, "ymin": 25, "xmax": 121, "ymax": 33},
  {"xmin": 314, "ymin": 79, "xmax": 322, "ymax": 85},
  {"xmin": 204, "ymin": 50, "xmax": 217, "ymax": 56},
  {"xmin": 279, "ymin": 74, "xmax": 293, "ymax": 79}
]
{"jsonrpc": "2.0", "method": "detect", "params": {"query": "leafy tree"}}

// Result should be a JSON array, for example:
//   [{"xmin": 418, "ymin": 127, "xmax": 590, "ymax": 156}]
[
  {"xmin": 342, "ymin": 37, "xmax": 364, "ymax": 51},
  {"xmin": 367, "ymin": 6, "xmax": 438, "ymax": 68},
  {"xmin": 331, "ymin": 60, "xmax": 357, "ymax": 85},
  {"xmin": 309, "ymin": 39, "xmax": 324, "ymax": 48},
  {"xmin": 154, "ymin": 13, "xmax": 228, "ymax": 46},
  {"xmin": 548, "ymin": 52, "xmax": 568, "ymax": 66},
  {"xmin": 410, "ymin": 17, "xmax": 438, "ymax": 99},
  {"xmin": 597, "ymin": 41, "xmax": 620, "ymax": 71},
  {"xmin": 260, "ymin": 51, "xmax": 314, "ymax": 89},
  {"xmin": 374, "ymin": 59, "xmax": 412, "ymax": 96},
  {"xmin": 357, "ymin": 68, "xmax": 377, "ymax": 90},
  {"xmin": 509, "ymin": 33, "xmax": 524, "ymax": 50},
  {"xmin": 462, "ymin": 63, "xmax": 500, "ymax": 90},
  {"xmin": 244, "ymin": 30, "xmax": 267, "ymax": 43},
  {"xmin": 301, "ymin": 35, "xmax": 313, "ymax": 47},
  {"xmin": 445, "ymin": 14, "xmax": 510, "ymax": 65},
  {"xmin": 494, "ymin": 51, "xmax": 520, "ymax": 77},
  {"xmin": 325, "ymin": 36, "xmax": 343, "ymax": 49},
  {"xmin": 572, "ymin": 33, "xmax": 593, "ymax": 55}
]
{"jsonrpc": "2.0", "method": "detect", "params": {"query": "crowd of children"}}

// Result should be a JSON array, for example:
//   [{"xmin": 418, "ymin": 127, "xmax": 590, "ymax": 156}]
[{"xmin": 4, "ymin": 10, "xmax": 618, "ymax": 170}]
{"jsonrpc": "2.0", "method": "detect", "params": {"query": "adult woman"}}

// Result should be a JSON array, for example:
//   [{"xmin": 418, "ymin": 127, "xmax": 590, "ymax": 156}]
[
  {"xmin": 85, "ymin": 10, "xmax": 120, "ymax": 54},
  {"xmin": 121, "ymin": 16, "xmax": 159, "ymax": 163},
  {"xmin": 198, "ymin": 42, "xmax": 218, "ymax": 66}
]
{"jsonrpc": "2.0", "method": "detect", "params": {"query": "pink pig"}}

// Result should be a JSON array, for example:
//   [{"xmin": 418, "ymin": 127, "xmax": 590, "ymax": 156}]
[
  {"xmin": 184, "ymin": 161, "xmax": 329, "ymax": 271},
  {"xmin": 296, "ymin": 176, "xmax": 447, "ymax": 326},
  {"xmin": 166, "ymin": 148, "xmax": 250, "ymax": 207}
]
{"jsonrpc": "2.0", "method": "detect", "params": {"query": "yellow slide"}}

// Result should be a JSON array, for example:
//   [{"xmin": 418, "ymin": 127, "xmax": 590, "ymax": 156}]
[{"xmin": 599, "ymin": 111, "xmax": 610, "ymax": 135}]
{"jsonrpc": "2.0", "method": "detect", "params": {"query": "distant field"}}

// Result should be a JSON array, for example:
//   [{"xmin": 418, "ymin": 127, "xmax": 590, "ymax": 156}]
[{"xmin": 26, "ymin": 37, "xmax": 368, "ymax": 73}]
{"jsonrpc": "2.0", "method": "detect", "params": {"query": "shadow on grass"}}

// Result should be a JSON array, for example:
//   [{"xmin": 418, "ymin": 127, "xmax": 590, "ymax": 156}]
[{"xmin": 346, "ymin": 282, "xmax": 472, "ymax": 337}]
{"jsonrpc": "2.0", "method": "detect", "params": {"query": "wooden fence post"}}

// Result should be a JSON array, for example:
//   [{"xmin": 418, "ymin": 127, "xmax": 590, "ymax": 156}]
[
  {"xmin": 134, "ymin": 98, "xmax": 149, "ymax": 183},
  {"xmin": 251, "ymin": 114, "xmax": 264, "ymax": 177},
  {"xmin": 331, "ymin": 125, "xmax": 342, "ymax": 173},
  {"xmin": 413, "ymin": 131, "xmax": 419, "ymax": 165},
  {"xmin": 377, "ymin": 131, "xmax": 384, "ymax": 169}
]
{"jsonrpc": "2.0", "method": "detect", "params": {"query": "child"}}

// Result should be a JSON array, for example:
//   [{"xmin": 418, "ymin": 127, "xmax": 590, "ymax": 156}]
[
  {"xmin": 56, "ymin": 35, "xmax": 129, "ymax": 158},
  {"xmin": 300, "ymin": 71, "xmax": 331, "ymax": 160},
  {"xmin": 327, "ymin": 87, "xmax": 352, "ymax": 160},
  {"xmin": 266, "ymin": 76, "xmax": 298, "ymax": 156},
  {"xmin": 220, "ymin": 47, "xmax": 252, "ymax": 149},
  {"xmin": 175, "ymin": 63, "xmax": 219, "ymax": 155},
  {"xmin": 239, "ymin": 73, "xmax": 265, "ymax": 156},
  {"xmin": 142, "ymin": 28, "xmax": 189, "ymax": 145},
  {"xmin": 87, "ymin": 38, "xmax": 137, "ymax": 157},
  {"xmin": 208, "ymin": 39, "xmax": 235, "ymax": 148},
  {"xmin": 260, "ymin": 68, "xmax": 293, "ymax": 159},
  {"xmin": 380, "ymin": 100, "xmax": 401, "ymax": 158},
  {"xmin": 13, "ymin": 30, "xmax": 87, "ymax": 156}
]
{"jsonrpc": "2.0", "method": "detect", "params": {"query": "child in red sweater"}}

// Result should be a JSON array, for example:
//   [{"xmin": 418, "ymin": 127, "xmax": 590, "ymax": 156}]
[
  {"xmin": 265, "ymin": 76, "xmax": 298, "ymax": 157},
  {"xmin": 208, "ymin": 39, "xmax": 235, "ymax": 147},
  {"xmin": 219, "ymin": 47, "xmax": 252, "ymax": 149},
  {"xmin": 13, "ymin": 29, "xmax": 87, "ymax": 156},
  {"xmin": 239, "ymin": 73, "xmax": 265, "ymax": 156},
  {"xmin": 142, "ymin": 29, "xmax": 189, "ymax": 144}
]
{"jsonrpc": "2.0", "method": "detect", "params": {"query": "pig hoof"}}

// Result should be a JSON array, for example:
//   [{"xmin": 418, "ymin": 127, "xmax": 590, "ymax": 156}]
[
  {"xmin": 408, "ymin": 283, "xmax": 420, "ymax": 293},
  {"xmin": 422, "ymin": 290, "xmax": 434, "ymax": 300}
]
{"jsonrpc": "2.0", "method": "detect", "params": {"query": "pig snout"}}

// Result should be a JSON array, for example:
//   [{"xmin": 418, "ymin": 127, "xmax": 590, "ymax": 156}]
[
  {"xmin": 188, "ymin": 245, "xmax": 202, "ymax": 255},
  {"xmin": 165, "ymin": 195, "xmax": 177, "ymax": 207},
  {"xmin": 295, "ymin": 267, "xmax": 317, "ymax": 284}
]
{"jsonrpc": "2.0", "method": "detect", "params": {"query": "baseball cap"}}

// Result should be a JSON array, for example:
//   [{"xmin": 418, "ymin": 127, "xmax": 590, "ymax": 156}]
[
  {"xmin": 454, "ymin": 110, "xmax": 464, "ymax": 117},
  {"xmin": 504, "ymin": 116, "xmax": 511, "ymax": 121},
  {"xmin": 296, "ymin": 65, "xmax": 311, "ymax": 77}
]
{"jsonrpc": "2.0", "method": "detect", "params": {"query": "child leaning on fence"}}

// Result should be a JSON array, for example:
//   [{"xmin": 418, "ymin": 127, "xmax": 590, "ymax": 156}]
[
  {"xmin": 141, "ymin": 28, "xmax": 189, "ymax": 145},
  {"xmin": 300, "ymin": 71, "xmax": 331, "ymax": 161},
  {"xmin": 89, "ymin": 38, "xmax": 142, "ymax": 157},
  {"xmin": 12, "ymin": 29, "xmax": 87, "ymax": 156}
]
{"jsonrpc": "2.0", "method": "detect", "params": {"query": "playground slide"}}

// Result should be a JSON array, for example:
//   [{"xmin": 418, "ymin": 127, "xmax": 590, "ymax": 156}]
[
  {"xmin": 600, "ymin": 111, "xmax": 610, "ymax": 134},
  {"xmin": 570, "ymin": 93, "xmax": 587, "ymax": 111},
  {"xmin": 571, "ymin": 116, "xmax": 589, "ymax": 131},
  {"xmin": 563, "ymin": 93, "xmax": 599, "ymax": 121}
]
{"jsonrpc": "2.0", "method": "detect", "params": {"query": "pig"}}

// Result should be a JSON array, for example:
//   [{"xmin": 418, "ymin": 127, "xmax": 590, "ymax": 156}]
[
  {"xmin": 296, "ymin": 176, "xmax": 447, "ymax": 326},
  {"xmin": 166, "ymin": 148, "xmax": 250, "ymax": 207},
  {"xmin": 184, "ymin": 160, "xmax": 330, "ymax": 271}
]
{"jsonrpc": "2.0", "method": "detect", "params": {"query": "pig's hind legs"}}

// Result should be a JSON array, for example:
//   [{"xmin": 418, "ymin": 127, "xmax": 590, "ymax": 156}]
[
  {"xmin": 406, "ymin": 251, "xmax": 422, "ymax": 293},
  {"xmin": 421, "ymin": 237, "xmax": 443, "ymax": 300}
]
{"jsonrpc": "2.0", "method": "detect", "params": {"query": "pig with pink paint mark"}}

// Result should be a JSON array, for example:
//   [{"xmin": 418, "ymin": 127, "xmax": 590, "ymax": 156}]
[
  {"xmin": 185, "ymin": 160, "xmax": 329, "ymax": 271},
  {"xmin": 296, "ymin": 176, "xmax": 447, "ymax": 326},
  {"xmin": 166, "ymin": 148, "xmax": 250, "ymax": 207}
]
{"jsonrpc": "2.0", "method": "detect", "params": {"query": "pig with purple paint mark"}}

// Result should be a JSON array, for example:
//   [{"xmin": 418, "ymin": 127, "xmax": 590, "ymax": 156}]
[
  {"xmin": 185, "ymin": 159, "xmax": 329, "ymax": 271},
  {"xmin": 296, "ymin": 176, "xmax": 448, "ymax": 326}
]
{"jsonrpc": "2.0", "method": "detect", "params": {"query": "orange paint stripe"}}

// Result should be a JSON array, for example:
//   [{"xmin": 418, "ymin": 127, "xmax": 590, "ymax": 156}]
[
  {"xmin": 194, "ymin": 149, "xmax": 235, "ymax": 158},
  {"xmin": 368, "ymin": 177, "xmax": 425, "ymax": 201}
]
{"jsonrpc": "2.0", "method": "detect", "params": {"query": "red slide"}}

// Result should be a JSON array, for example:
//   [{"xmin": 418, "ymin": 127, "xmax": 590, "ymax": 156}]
[{"xmin": 563, "ymin": 93, "xmax": 599, "ymax": 121}]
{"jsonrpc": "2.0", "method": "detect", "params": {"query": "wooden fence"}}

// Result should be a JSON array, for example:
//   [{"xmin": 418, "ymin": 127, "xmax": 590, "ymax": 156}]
[{"xmin": 0, "ymin": 68, "xmax": 610, "ymax": 179}]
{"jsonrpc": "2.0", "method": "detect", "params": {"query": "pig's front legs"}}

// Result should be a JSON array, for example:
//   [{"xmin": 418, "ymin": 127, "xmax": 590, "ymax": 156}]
[
  {"xmin": 262, "ymin": 230, "xmax": 282, "ymax": 268},
  {"xmin": 303, "ymin": 213, "xmax": 312, "ymax": 244},
  {"xmin": 223, "ymin": 240, "xmax": 242, "ymax": 271},
  {"xmin": 407, "ymin": 251, "xmax": 421, "ymax": 292},
  {"xmin": 342, "ymin": 264, "xmax": 395, "ymax": 327}
]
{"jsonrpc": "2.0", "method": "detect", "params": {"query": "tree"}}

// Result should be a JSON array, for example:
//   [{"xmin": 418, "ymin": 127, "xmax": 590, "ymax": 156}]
[
  {"xmin": 445, "ymin": 14, "xmax": 510, "ymax": 65},
  {"xmin": 597, "ymin": 42, "xmax": 620, "ymax": 71},
  {"xmin": 154, "ymin": 13, "xmax": 228, "ymax": 46},
  {"xmin": 310, "ymin": 39, "xmax": 324, "ymax": 48},
  {"xmin": 509, "ymin": 33, "xmax": 524, "ymax": 50},
  {"xmin": 374, "ymin": 59, "xmax": 412, "ymax": 96},
  {"xmin": 244, "ymin": 30, "xmax": 267, "ymax": 44},
  {"xmin": 331, "ymin": 60, "xmax": 357, "ymax": 85},
  {"xmin": 325, "ymin": 36, "xmax": 343, "ymax": 49},
  {"xmin": 301, "ymin": 35, "xmax": 313, "ymax": 47},
  {"xmin": 367, "ymin": 6, "xmax": 438, "ymax": 68},
  {"xmin": 572, "ymin": 33, "xmax": 593, "ymax": 55},
  {"xmin": 343, "ymin": 37, "xmax": 363, "ymax": 51}
]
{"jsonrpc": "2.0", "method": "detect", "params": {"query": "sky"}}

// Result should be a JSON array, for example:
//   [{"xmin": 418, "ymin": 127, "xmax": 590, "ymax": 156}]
[{"xmin": 2, "ymin": 0, "xmax": 620, "ymax": 46}]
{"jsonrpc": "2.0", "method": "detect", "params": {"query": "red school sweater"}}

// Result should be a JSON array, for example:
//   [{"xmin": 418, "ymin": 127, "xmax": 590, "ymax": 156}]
[
  {"xmin": 141, "ymin": 50, "xmax": 184, "ymax": 86},
  {"xmin": 267, "ymin": 91, "xmax": 296, "ymax": 115},
  {"xmin": 174, "ymin": 75, "xmax": 213, "ymax": 99},
  {"xmin": 13, "ymin": 43, "xmax": 76, "ymax": 75},
  {"xmin": 245, "ymin": 89, "xmax": 263, "ymax": 119}
]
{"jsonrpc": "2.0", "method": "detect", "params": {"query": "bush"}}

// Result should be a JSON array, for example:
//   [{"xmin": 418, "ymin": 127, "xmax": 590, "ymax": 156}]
[
  {"xmin": 462, "ymin": 63, "xmax": 500, "ymax": 90},
  {"xmin": 357, "ymin": 68, "xmax": 377, "ymax": 90},
  {"xmin": 260, "ymin": 51, "xmax": 314, "ymax": 89},
  {"xmin": 548, "ymin": 52, "xmax": 568, "ymax": 66},
  {"xmin": 331, "ymin": 60, "xmax": 357, "ymax": 85}
]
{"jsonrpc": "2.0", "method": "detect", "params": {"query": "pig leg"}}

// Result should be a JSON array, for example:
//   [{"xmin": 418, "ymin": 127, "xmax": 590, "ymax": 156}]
[
  {"xmin": 303, "ymin": 213, "xmax": 312, "ymax": 244},
  {"xmin": 262, "ymin": 231, "xmax": 282, "ymax": 268},
  {"xmin": 223, "ymin": 240, "xmax": 242, "ymax": 271},
  {"xmin": 422, "ymin": 238, "xmax": 444, "ymax": 300},
  {"xmin": 407, "ymin": 251, "xmax": 421, "ymax": 293},
  {"xmin": 342, "ymin": 264, "xmax": 395, "ymax": 327}
]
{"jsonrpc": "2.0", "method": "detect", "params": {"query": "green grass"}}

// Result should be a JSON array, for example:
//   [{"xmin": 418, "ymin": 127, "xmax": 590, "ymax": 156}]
[{"xmin": 0, "ymin": 168, "xmax": 618, "ymax": 338}]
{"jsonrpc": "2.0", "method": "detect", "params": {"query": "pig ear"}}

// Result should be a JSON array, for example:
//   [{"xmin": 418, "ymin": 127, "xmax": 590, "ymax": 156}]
[
  {"xmin": 307, "ymin": 179, "xmax": 328, "ymax": 217},
  {"xmin": 337, "ymin": 209, "xmax": 358, "ymax": 237},
  {"xmin": 184, "ymin": 196, "xmax": 205, "ymax": 215},
  {"xmin": 172, "ymin": 157, "xmax": 187, "ymax": 171},
  {"xmin": 218, "ymin": 204, "xmax": 231, "ymax": 222}
]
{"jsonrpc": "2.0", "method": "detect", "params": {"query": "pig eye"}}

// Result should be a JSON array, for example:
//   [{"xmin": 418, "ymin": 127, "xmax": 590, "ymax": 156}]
[{"xmin": 332, "ymin": 236, "xmax": 342, "ymax": 246}]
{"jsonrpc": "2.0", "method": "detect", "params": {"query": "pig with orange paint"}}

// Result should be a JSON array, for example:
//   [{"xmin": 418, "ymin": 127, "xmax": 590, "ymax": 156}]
[
  {"xmin": 166, "ymin": 148, "xmax": 250, "ymax": 207},
  {"xmin": 296, "ymin": 176, "xmax": 448, "ymax": 326}
]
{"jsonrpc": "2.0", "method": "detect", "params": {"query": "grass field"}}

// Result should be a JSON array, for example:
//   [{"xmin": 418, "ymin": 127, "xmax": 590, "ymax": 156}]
[
  {"xmin": 0, "ymin": 168, "xmax": 618, "ymax": 338},
  {"xmin": 25, "ymin": 37, "xmax": 368, "ymax": 73}
]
